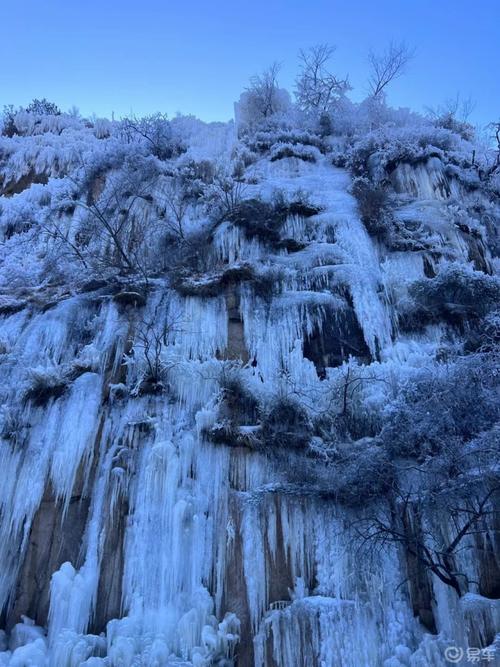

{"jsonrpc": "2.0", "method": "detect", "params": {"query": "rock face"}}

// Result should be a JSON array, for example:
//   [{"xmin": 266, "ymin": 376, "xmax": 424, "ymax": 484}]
[
  {"xmin": 7, "ymin": 482, "xmax": 91, "ymax": 631},
  {"xmin": 0, "ymin": 112, "xmax": 498, "ymax": 666}
]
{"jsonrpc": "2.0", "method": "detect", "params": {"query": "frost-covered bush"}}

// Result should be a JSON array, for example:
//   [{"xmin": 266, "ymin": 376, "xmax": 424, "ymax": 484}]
[
  {"xmin": 323, "ymin": 97, "xmax": 419, "ymax": 141},
  {"xmin": 379, "ymin": 354, "xmax": 499, "ymax": 460},
  {"xmin": 24, "ymin": 366, "xmax": 69, "ymax": 406},
  {"xmin": 235, "ymin": 64, "xmax": 292, "ymax": 131},
  {"xmin": 119, "ymin": 113, "xmax": 186, "ymax": 160},
  {"xmin": 261, "ymin": 397, "xmax": 313, "ymax": 450},
  {"xmin": 464, "ymin": 309, "xmax": 500, "ymax": 353},
  {"xmin": 0, "ymin": 176, "xmax": 85, "ymax": 287},
  {"xmin": 1, "ymin": 105, "xmax": 17, "ymax": 137},
  {"xmin": 269, "ymin": 142, "xmax": 321, "ymax": 163},
  {"xmin": 0, "ymin": 128, "xmax": 105, "ymax": 199},
  {"xmin": 13, "ymin": 111, "xmax": 82, "ymax": 137},
  {"xmin": 201, "ymin": 164, "xmax": 246, "ymax": 219},
  {"xmin": 1, "ymin": 99, "xmax": 62, "ymax": 137},
  {"xmin": 25, "ymin": 98, "xmax": 61, "ymax": 116},
  {"xmin": 246, "ymin": 127, "xmax": 324, "ymax": 154},
  {"xmin": 172, "ymin": 262, "xmax": 256, "ymax": 297},
  {"xmin": 408, "ymin": 264, "xmax": 500, "ymax": 324},
  {"xmin": 225, "ymin": 198, "xmax": 284, "ymax": 244},
  {"xmin": 219, "ymin": 373, "xmax": 259, "ymax": 424},
  {"xmin": 176, "ymin": 156, "xmax": 216, "ymax": 188},
  {"xmin": 432, "ymin": 112, "xmax": 475, "ymax": 142},
  {"xmin": 351, "ymin": 176, "xmax": 394, "ymax": 240},
  {"xmin": 23, "ymin": 353, "xmax": 98, "ymax": 406},
  {"xmin": 317, "ymin": 112, "xmax": 334, "ymax": 137},
  {"xmin": 92, "ymin": 118, "xmax": 112, "ymax": 139},
  {"xmin": 231, "ymin": 143, "xmax": 259, "ymax": 170},
  {"xmin": 0, "ymin": 407, "xmax": 26, "ymax": 442},
  {"xmin": 236, "ymin": 87, "xmax": 292, "ymax": 128},
  {"xmin": 202, "ymin": 372, "xmax": 261, "ymax": 447},
  {"xmin": 334, "ymin": 439, "xmax": 394, "ymax": 506},
  {"xmin": 346, "ymin": 123, "xmax": 471, "ymax": 180}
]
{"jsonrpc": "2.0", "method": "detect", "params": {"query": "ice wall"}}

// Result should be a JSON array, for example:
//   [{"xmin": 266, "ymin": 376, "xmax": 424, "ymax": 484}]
[{"xmin": 0, "ymin": 137, "xmax": 497, "ymax": 667}]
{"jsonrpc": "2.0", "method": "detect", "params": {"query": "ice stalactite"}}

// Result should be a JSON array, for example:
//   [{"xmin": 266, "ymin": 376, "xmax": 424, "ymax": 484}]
[
  {"xmin": 48, "ymin": 373, "xmax": 102, "ymax": 512},
  {"xmin": 389, "ymin": 158, "xmax": 460, "ymax": 201},
  {"xmin": 212, "ymin": 222, "xmax": 265, "ymax": 264},
  {"xmin": 105, "ymin": 410, "xmax": 238, "ymax": 665},
  {"xmin": 240, "ymin": 288, "xmax": 333, "ymax": 384}
]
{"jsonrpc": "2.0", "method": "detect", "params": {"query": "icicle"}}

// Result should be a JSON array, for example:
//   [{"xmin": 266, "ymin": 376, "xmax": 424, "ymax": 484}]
[{"xmin": 48, "ymin": 444, "xmax": 117, "ymax": 644}]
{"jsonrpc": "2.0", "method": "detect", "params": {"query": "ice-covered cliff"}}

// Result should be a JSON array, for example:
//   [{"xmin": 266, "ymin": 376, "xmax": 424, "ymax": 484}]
[{"xmin": 0, "ymin": 106, "xmax": 498, "ymax": 666}]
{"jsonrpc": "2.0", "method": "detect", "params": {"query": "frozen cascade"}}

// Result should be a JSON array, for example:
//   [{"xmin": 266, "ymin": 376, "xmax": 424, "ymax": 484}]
[
  {"xmin": 0, "ymin": 119, "xmax": 498, "ymax": 667},
  {"xmin": 240, "ymin": 288, "xmax": 335, "ymax": 384},
  {"xmin": 240, "ymin": 160, "xmax": 394, "ymax": 357},
  {"xmin": 321, "ymin": 169, "xmax": 393, "ymax": 357},
  {"xmin": 389, "ymin": 157, "xmax": 461, "ymax": 201},
  {"xmin": 212, "ymin": 223, "xmax": 265, "ymax": 265}
]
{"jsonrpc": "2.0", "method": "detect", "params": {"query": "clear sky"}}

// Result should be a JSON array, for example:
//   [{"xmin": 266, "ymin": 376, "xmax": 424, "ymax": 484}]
[{"xmin": 1, "ymin": 0, "xmax": 498, "ymax": 127}]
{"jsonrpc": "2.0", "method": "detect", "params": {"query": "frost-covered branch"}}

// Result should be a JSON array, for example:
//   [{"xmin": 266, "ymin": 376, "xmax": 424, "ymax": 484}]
[
  {"xmin": 295, "ymin": 44, "xmax": 350, "ymax": 113},
  {"xmin": 247, "ymin": 63, "xmax": 282, "ymax": 118},
  {"xmin": 367, "ymin": 41, "xmax": 414, "ymax": 98}
]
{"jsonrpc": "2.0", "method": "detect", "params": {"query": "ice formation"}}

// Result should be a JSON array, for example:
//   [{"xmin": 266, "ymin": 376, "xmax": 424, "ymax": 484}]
[{"xmin": 0, "ymin": 103, "xmax": 498, "ymax": 667}]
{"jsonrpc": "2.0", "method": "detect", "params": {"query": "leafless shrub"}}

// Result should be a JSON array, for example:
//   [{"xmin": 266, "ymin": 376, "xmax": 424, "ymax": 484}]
[
  {"xmin": 130, "ymin": 301, "xmax": 183, "ymax": 395},
  {"xmin": 203, "ymin": 166, "xmax": 247, "ymax": 219}
]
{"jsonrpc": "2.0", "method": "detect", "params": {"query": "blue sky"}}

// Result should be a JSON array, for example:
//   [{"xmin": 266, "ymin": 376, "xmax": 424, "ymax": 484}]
[{"xmin": 1, "ymin": 0, "xmax": 498, "ymax": 127}]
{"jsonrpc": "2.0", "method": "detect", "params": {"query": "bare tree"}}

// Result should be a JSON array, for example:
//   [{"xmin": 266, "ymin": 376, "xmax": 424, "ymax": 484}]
[
  {"xmin": 202, "ymin": 164, "xmax": 247, "ymax": 220},
  {"xmin": 368, "ymin": 41, "xmax": 415, "ymax": 98},
  {"xmin": 456, "ymin": 96, "xmax": 475, "ymax": 123},
  {"xmin": 487, "ymin": 121, "xmax": 500, "ymax": 172},
  {"xmin": 48, "ymin": 157, "xmax": 163, "ymax": 280},
  {"xmin": 42, "ymin": 187, "xmax": 138, "ymax": 276},
  {"xmin": 120, "ymin": 113, "xmax": 184, "ymax": 160},
  {"xmin": 287, "ymin": 360, "xmax": 389, "ymax": 422},
  {"xmin": 159, "ymin": 178, "xmax": 190, "ymax": 242},
  {"xmin": 353, "ymin": 479, "xmax": 498, "ymax": 597},
  {"xmin": 295, "ymin": 44, "xmax": 350, "ymax": 113},
  {"xmin": 351, "ymin": 422, "xmax": 500, "ymax": 599},
  {"xmin": 427, "ymin": 94, "xmax": 475, "ymax": 123},
  {"xmin": 130, "ymin": 299, "xmax": 183, "ymax": 394},
  {"xmin": 247, "ymin": 62, "xmax": 282, "ymax": 118}
]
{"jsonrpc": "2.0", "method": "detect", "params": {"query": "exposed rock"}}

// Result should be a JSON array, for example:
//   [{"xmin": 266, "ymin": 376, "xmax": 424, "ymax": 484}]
[
  {"xmin": 6, "ymin": 481, "xmax": 90, "ymax": 631},
  {"xmin": 0, "ymin": 170, "xmax": 48, "ymax": 197},
  {"xmin": 112, "ymin": 290, "xmax": 147, "ymax": 308},
  {"xmin": 303, "ymin": 303, "xmax": 371, "ymax": 375}
]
